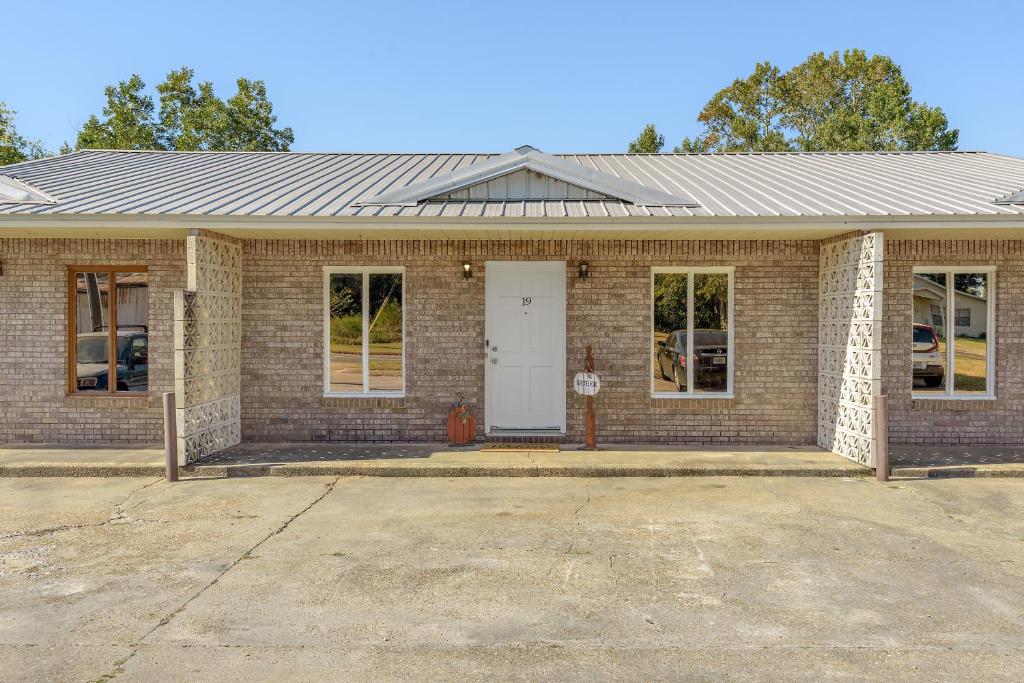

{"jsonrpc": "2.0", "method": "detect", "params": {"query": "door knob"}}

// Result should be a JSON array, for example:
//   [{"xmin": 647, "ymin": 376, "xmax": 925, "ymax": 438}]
[
  {"xmin": 491, "ymin": 346, "xmax": 497, "ymax": 352},
  {"xmin": 491, "ymin": 357, "xmax": 498, "ymax": 364}
]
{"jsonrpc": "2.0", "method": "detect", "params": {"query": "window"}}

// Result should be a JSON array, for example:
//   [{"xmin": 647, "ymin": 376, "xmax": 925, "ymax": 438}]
[
  {"xmin": 324, "ymin": 267, "xmax": 405, "ymax": 396},
  {"xmin": 912, "ymin": 268, "xmax": 994, "ymax": 398},
  {"xmin": 68, "ymin": 267, "xmax": 149, "ymax": 394},
  {"xmin": 652, "ymin": 267, "xmax": 734, "ymax": 397}
]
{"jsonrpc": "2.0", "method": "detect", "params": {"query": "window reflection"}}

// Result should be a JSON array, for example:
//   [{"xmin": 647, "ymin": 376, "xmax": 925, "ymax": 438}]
[
  {"xmin": 912, "ymin": 273, "xmax": 948, "ymax": 392},
  {"xmin": 115, "ymin": 272, "xmax": 149, "ymax": 391},
  {"xmin": 953, "ymin": 273, "xmax": 988, "ymax": 394},
  {"xmin": 329, "ymin": 273, "xmax": 363, "ymax": 392},
  {"xmin": 653, "ymin": 273, "xmax": 688, "ymax": 392},
  {"xmin": 73, "ymin": 270, "xmax": 149, "ymax": 393},
  {"xmin": 367, "ymin": 273, "xmax": 403, "ymax": 392},
  {"xmin": 693, "ymin": 273, "xmax": 729, "ymax": 393},
  {"xmin": 75, "ymin": 272, "xmax": 110, "ymax": 392}
]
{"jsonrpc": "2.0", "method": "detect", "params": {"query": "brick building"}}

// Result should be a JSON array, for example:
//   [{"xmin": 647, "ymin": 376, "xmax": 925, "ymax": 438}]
[{"xmin": 2, "ymin": 146, "xmax": 1023, "ymax": 468}]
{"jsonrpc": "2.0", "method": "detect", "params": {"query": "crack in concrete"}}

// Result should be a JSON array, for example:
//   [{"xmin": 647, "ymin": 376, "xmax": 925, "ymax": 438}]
[
  {"xmin": 566, "ymin": 487, "xmax": 592, "ymax": 554},
  {"xmin": 93, "ymin": 476, "xmax": 342, "ymax": 681},
  {"xmin": 0, "ymin": 478, "xmax": 163, "ymax": 540}
]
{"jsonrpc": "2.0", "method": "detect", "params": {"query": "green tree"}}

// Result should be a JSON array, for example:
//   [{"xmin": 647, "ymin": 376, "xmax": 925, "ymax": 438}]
[
  {"xmin": 0, "ymin": 102, "xmax": 48, "ymax": 165},
  {"xmin": 666, "ymin": 50, "xmax": 957, "ymax": 153},
  {"xmin": 221, "ymin": 78, "xmax": 294, "ymax": 152},
  {"xmin": 676, "ymin": 62, "xmax": 792, "ymax": 153},
  {"xmin": 785, "ymin": 50, "xmax": 958, "ymax": 151},
  {"xmin": 73, "ymin": 68, "xmax": 293, "ymax": 152},
  {"xmin": 627, "ymin": 123, "xmax": 665, "ymax": 153},
  {"xmin": 75, "ymin": 75, "xmax": 161, "ymax": 150}
]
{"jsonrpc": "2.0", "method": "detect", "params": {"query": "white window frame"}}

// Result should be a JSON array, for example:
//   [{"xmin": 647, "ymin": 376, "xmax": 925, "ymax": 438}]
[
  {"xmin": 651, "ymin": 266, "xmax": 735, "ymax": 399},
  {"xmin": 323, "ymin": 266, "xmax": 406, "ymax": 398},
  {"xmin": 912, "ymin": 265, "xmax": 995, "ymax": 400}
]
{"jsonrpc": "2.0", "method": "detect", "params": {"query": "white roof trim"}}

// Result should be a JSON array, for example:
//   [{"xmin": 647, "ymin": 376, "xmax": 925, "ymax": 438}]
[
  {"xmin": 358, "ymin": 145, "xmax": 700, "ymax": 207},
  {"xmin": 0, "ymin": 175, "xmax": 57, "ymax": 204}
]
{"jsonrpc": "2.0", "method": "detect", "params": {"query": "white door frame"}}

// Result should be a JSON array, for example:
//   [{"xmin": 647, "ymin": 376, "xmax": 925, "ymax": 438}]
[{"xmin": 484, "ymin": 261, "xmax": 567, "ymax": 433}]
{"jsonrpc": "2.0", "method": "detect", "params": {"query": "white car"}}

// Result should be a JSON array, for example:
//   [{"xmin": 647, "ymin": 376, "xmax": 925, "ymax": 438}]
[{"xmin": 913, "ymin": 323, "xmax": 944, "ymax": 388}]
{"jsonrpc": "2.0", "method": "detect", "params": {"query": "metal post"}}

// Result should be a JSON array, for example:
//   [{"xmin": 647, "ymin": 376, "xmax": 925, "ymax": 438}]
[
  {"xmin": 163, "ymin": 391, "xmax": 179, "ymax": 482},
  {"xmin": 874, "ymin": 393, "xmax": 889, "ymax": 482},
  {"xmin": 584, "ymin": 345, "xmax": 596, "ymax": 450}
]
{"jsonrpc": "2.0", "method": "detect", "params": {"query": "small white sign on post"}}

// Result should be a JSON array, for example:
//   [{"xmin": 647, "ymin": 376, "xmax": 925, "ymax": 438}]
[{"xmin": 573, "ymin": 372, "xmax": 601, "ymax": 396}]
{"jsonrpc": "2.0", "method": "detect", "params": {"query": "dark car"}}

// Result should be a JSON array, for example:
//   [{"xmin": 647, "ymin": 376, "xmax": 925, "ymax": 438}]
[
  {"xmin": 76, "ymin": 328, "xmax": 149, "ymax": 392},
  {"xmin": 656, "ymin": 329, "xmax": 728, "ymax": 392}
]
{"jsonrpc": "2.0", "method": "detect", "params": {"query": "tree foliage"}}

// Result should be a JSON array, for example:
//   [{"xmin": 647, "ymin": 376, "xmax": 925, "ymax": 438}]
[
  {"xmin": 0, "ymin": 102, "xmax": 48, "ymax": 165},
  {"xmin": 653, "ymin": 273, "xmax": 729, "ymax": 334},
  {"xmin": 678, "ymin": 62, "xmax": 791, "ymax": 153},
  {"xmin": 71, "ymin": 67, "xmax": 294, "ymax": 152},
  {"xmin": 628, "ymin": 123, "xmax": 665, "ymax": 153},
  {"xmin": 668, "ymin": 50, "xmax": 958, "ymax": 153}
]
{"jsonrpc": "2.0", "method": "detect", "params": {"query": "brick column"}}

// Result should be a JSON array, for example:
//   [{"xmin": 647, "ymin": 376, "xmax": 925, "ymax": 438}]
[
  {"xmin": 173, "ymin": 230, "xmax": 241, "ymax": 464},
  {"xmin": 817, "ymin": 232, "xmax": 884, "ymax": 466}
]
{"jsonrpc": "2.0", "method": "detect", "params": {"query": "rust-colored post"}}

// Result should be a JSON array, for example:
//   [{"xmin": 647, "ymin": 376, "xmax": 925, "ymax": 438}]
[
  {"xmin": 874, "ymin": 393, "xmax": 889, "ymax": 482},
  {"xmin": 585, "ymin": 345, "xmax": 596, "ymax": 450},
  {"xmin": 163, "ymin": 391, "xmax": 179, "ymax": 482}
]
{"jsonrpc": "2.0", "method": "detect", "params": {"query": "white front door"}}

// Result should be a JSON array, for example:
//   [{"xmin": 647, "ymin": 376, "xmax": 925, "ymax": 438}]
[{"xmin": 485, "ymin": 261, "xmax": 566, "ymax": 432}]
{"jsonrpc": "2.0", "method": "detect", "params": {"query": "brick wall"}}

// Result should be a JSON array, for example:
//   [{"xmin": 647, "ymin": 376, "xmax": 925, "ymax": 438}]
[
  {"xmin": 241, "ymin": 239, "xmax": 820, "ymax": 445},
  {"xmin": 8, "ymin": 236, "xmax": 1023, "ymax": 449},
  {"xmin": 0, "ymin": 238, "xmax": 185, "ymax": 444},
  {"xmin": 884, "ymin": 240, "xmax": 1024, "ymax": 445}
]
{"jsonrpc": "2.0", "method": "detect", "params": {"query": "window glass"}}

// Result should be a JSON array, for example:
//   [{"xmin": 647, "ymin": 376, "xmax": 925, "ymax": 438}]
[
  {"xmin": 653, "ymin": 270, "xmax": 732, "ymax": 396},
  {"xmin": 116, "ymin": 272, "xmax": 149, "ymax": 391},
  {"xmin": 328, "ymin": 273, "xmax": 363, "ymax": 393},
  {"xmin": 75, "ymin": 272, "xmax": 110, "ymax": 392},
  {"xmin": 912, "ymin": 273, "xmax": 947, "ymax": 393},
  {"xmin": 653, "ymin": 273, "xmax": 688, "ymax": 393},
  {"xmin": 913, "ymin": 271, "xmax": 992, "ymax": 397},
  {"xmin": 953, "ymin": 273, "xmax": 988, "ymax": 394},
  {"xmin": 71, "ymin": 268, "xmax": 149, "ymax": 394},
  {"xmin": 693, "ymin": 273, "xmax": 730, "ymax": 393},
  {"xmin": 367, "ymin": 273, "xmax": 404, "ymax": 392}
]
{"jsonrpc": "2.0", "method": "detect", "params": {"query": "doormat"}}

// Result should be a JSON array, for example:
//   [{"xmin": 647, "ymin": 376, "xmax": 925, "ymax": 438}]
[{"xmin": 481, "ymin": 443, "xmax": 561, "ymax": 452}]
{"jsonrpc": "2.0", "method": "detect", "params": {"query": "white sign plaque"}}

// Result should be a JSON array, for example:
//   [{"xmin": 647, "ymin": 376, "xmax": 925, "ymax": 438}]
[{"xmin": 573, "ymin": 372, "xmax": 601, "ymax": 396}]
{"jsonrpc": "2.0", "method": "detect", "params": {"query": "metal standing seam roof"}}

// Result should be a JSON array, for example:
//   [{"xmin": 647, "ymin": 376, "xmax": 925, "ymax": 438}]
[{"xmin": 1, "ymin": 148, "xmax": 1023, "ymax": 220}]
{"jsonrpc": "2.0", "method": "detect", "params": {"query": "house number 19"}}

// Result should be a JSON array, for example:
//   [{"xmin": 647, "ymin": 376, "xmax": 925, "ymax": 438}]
[{"xmin": 521, "ymin": 297, "xmax": 532, "ymax": 306}]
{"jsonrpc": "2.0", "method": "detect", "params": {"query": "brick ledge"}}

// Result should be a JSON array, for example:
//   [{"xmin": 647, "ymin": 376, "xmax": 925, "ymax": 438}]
[
  {"xmin": 321, "ymin": 396, "xmax": 407, "ymax": 409},
  {"xmin": 911, "ymin": 398, "xmax": 997, "ymax": 411},
  {"xmin": 63, "ymin": 394, "xmax": 153, "ymax": 409}
]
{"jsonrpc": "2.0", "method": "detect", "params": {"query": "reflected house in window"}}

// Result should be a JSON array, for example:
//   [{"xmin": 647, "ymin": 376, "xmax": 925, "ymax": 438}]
[
  {"xmin": 912, "ymin": 274, "xmax": 987, "ymax": 338},
  {"xmin": 912, "ymin": 271, "xmax": 991, "ymax": 396}
]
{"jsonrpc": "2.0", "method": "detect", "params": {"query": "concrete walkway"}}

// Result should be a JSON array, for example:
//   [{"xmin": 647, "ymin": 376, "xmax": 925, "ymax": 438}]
[
  {"xmin": 0, "ymin": 444, "xmax": 166, "ymax": 476},
  {"xmin": 4, "ymin": 441, "xmax": 1024, "ymax": 478},
  {"xmin": 195, "ymin": 443, "xmax": 865, "ymax": 477},
  {"xmin": 0, "ymin": 442, "xmax": 865, "ymax": 477}
]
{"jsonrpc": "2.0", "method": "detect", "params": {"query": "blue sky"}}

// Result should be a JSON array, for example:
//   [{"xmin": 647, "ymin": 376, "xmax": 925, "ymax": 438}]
[{"xmin": 4, "ymin": 0, "xmax": 1022, "ymax": 156}]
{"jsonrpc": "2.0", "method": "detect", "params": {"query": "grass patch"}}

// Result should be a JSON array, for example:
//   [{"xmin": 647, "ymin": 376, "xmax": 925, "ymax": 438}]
[{"xmin": 936, "ymin": 337, "xmax": 988, "ymax": 392}]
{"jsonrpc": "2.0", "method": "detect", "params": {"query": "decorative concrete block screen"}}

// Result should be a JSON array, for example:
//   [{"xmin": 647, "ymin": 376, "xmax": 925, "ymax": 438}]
[
  {"xmin": 818, "ymin": 232, "xmax": 884, "ymax": 466},
  {"xmin": 173, "ymin": 231, "xmax": 242, "ymax": 463}
]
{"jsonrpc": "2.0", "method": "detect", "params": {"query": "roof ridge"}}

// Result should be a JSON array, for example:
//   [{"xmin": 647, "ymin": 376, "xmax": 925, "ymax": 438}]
[{"xmin": 45, "ymin": 149, "xmax": 1003, "ymax": 157}]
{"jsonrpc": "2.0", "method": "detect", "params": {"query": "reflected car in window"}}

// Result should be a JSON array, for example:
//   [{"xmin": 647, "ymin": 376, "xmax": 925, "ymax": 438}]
[
  {"xmin": 656, "ymin": 329, "xmax": 728, "ymax": 392},
  {"xmin": 912, "ymin": 323, "xmax": 944, "ymax": 388},
  {"xmin": 76, "ymin": 330, "xmax": 149, "ymax": 392}
]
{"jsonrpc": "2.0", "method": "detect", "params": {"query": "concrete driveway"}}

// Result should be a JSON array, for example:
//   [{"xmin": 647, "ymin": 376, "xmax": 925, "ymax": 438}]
[{"xmin": 2, "ymin": 476, "xmax": 1023, "ymax": 681}]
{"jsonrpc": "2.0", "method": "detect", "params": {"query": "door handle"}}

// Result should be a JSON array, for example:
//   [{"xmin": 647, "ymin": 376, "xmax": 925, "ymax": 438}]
[{"xmin": 491, "ymin": 357, "xmax": 498, "ymax": 364}]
